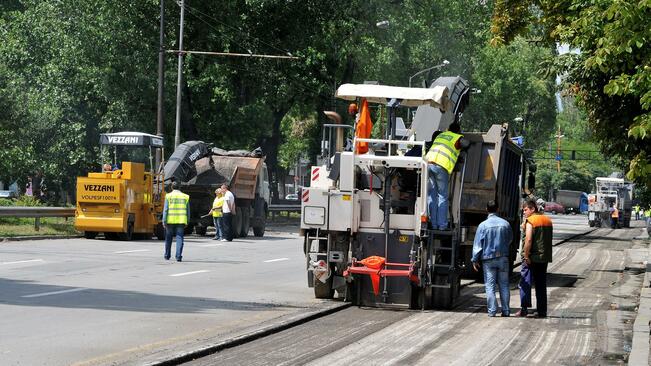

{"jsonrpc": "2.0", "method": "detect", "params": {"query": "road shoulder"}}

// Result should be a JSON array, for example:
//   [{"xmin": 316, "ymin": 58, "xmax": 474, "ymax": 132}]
[{"xmin": 629, "ymin": 227, "xmax": 651, "ymax": 366}]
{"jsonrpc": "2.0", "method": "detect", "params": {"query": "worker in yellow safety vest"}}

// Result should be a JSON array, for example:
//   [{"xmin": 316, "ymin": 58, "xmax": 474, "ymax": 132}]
[
  {"xmin": 163, "ymin": 181, "xmax": 190, "ymax": 261},
  {"xmin": 633, "ymin": 205, "xmax": 640, "ymax": 220},
  {"xmin": 425, "ymin": 123, "xmax": 466, "ymax": 230},
  {"xmin": 209, "ymin": 188, "xmax": 225, "ymax": 241}
]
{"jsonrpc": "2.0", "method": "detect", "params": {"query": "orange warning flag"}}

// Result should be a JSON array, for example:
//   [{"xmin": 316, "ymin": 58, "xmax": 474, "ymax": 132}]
[{"xmin": 355, "ymin": 98, "xmax": 373, "ymax": 154}]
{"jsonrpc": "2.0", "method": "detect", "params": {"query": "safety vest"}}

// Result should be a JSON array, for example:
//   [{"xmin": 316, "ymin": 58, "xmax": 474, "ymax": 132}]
[
  {"xmin": 526, "ymin": 213, "xmax": 553, "ymax": 263},
  {"xmin": 165, "ymin": 190, "xmax": 189, "ymax": 225},
  {"xmin": 633, "ymin": 205, "xmax": 639, "ymax": 213},
  {"xmin": 646, "ymin": 210, "xmax": 650, "ymax": 218},
  {"xmin": 425, "ymin": 131, "xmax": 462, "ymax": 174},
  {"xmin": 212, "ymin": 196, "xmax": 224, "ymax": 218},
  {"xmin": 611, "ymin": 208, "xmax": 619, "ymax": 218}
]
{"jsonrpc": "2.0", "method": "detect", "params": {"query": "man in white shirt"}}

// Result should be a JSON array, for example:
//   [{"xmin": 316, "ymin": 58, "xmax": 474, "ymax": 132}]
[{"xmin": 221, "ymin": 183, "xmax": 236, "ymax": 241}]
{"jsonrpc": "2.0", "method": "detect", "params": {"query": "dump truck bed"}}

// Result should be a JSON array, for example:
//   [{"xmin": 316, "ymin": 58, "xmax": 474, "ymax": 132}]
[{"xmin": 188, "ymin": 155, "xmax": 263, "ymax": 200}]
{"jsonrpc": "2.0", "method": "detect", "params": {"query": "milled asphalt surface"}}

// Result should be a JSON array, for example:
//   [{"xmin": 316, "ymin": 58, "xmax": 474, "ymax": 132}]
[{"xmin": 187, "ymin": 217, "xmax": 650, "ymax": 365}]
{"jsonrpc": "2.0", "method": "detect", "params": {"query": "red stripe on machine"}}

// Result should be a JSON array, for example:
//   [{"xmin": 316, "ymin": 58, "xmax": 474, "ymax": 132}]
[
  {"xmin": 302, "ymin": 189, "xmax": 309, "ymax": 202},
  {"xmin": 311, "ymin": 167, "xmax": 320, "ymax": 181}
]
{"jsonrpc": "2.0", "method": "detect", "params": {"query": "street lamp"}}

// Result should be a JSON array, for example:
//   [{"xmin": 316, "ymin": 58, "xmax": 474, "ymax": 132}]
[{"xmin": 408, "ymin": 60, "xmax": 450, "ymax": 88}]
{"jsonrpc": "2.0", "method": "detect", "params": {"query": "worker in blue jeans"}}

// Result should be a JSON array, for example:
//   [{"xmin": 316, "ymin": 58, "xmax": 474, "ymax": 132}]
[
  {"xmin": 425, "ymin": 123, "xmax": 468, "ymax": 230},
  {"xmin": 472, "ymin": 200, "xmax": 514, "ymax": 317},
  {"xmin": 163, "ymin": 181, "xmax": 190, "ymax": 262}
]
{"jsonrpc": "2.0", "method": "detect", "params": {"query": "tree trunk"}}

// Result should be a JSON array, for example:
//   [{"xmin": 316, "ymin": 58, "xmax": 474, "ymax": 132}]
[{"xmin": 261, "ymin": 108, "xmax": 288, "ymax": 203}]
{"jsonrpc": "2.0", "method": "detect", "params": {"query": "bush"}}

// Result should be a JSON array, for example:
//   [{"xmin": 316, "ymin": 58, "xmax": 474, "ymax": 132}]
[{"xmin": 13, "ymin": 195, "xmax": 43, "ymax": 207}]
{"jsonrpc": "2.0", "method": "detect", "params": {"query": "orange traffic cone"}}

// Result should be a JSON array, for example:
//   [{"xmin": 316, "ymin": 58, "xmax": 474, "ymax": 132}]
[{"xmin": 360, "ymin": 256, "xmax": 386, "ymax": 295}]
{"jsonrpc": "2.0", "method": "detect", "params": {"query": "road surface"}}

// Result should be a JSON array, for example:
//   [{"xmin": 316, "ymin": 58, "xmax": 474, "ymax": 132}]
[{"xmin": 0, "ymin": 215, "xmax": 646, "ymax": 365}]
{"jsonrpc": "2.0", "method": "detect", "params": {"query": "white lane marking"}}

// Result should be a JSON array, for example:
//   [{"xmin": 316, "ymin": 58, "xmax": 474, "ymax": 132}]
[
  {"xmin": 22, "ymin": 288, "xmax": 86, "ymax": 298},
  {"xmin": 264, "ymin": 258, "xmax": 289, "ymax": 263},
  {"xmin": 170, "ymin": 270, "xmax": 210, "ymax": 277},
  {"xmin": 113, "ymin": 249, "xmax": 149, "ymax": 254},
  {"xmin": 1, "ymin": 259, "xmax": 44, "ymax": 265},
  {"xmin": 199, "ymin": 243, "xmax": 223, "ymax": 247}
]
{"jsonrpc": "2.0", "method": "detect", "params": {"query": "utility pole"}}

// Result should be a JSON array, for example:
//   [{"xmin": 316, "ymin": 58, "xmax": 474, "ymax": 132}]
[
  {"xmin": 174, "ymin": 0, "xmax": 186, "ymax": 149},
  {"xmin": 155, "ymin": 0, "xmax": 165, "ymax": 169},
  {"xmin": 555, "ymin": 125, "xmax": 564, "ymax": 173}
]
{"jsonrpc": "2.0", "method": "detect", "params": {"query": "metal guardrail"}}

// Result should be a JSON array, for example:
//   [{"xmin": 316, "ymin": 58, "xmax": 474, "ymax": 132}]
[
  {"xmin": 268, "ymin": 204, "xmax": 301, "ymax": 219},
  {"xmin": 0, "ymin": 207, "xmax": 76, "ymax": 218},
  {"xmin": 0, "ymin": 207, "xmax": 75, "ymax": 231},
  {"xmin": 268, "ymin": 204, "xmax": 301, "ymax": 212},
  {"xmin": 0, "ymin": 204, "xmax": 300, "ymax": 228}
]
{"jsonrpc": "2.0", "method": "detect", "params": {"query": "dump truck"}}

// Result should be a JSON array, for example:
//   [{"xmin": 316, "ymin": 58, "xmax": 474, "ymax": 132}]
[
  {"xmin": 588, "ymin": 175, "xmax": 633, "ymax": 228},
  {"xmin": 300, "ymin": 78, "xmax": 534, "ymax": 309},
  {"xmin": 555, "ymin": 190, "xmax": 588, "ymax": 214},
  {"xmin": 163, "ymin": 143, "xmax": 270, "ymax": 237},
  {"xmin": 75, "ymin": 132, "xmax": 165, "ymax": 240}
]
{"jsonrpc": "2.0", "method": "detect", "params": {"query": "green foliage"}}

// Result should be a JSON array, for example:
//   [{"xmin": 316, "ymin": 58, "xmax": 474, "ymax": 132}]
[
  {"xmin": 463, "ymin": 38, "xmax": 557, "ymax": 148},
  {"xmin": 0, "ymin": 0, "xmax": 561, "ymax": 202},
  {"xmin": 535, "ymin": 159, "xmax": 606, "ymax": 200},
  {"xmin": 534, "ymin": 103, "xmax": 613, "ymax": 198},
  {"xmin": 277, "ymin": 106, "xmax": 318, "ymax": 170},
  {"xmin": 13, "ymin": 195, "xmax": 44, "ymax": 207},
  {"xmin": 0, "ymin": 198, "xmax": 13, "ymax": 207},
  {"xmin": 491, "ymin": 0, "xmax": 651, "ymax": 188}
]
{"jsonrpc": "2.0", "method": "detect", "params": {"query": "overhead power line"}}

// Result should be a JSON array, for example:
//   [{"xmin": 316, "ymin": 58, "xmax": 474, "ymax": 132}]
[
  {"xmin": 166, "ymin": 49, "xmax": 299, "ymax": 60},
  {"xmin": 182, "ymin": 3, "xmax": 293, "ymax": 57}
]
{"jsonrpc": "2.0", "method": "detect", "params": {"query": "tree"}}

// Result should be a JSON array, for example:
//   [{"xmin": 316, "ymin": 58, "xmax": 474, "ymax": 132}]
[
  {"xmin": 0, "ymin": 1, "xmax": 164, "ymax": 198},
  {"xmin": 491, "ymin": 0, "xmax": 651, "ymax": 188},
  {"xmin": 463, "ymin": 38, "xmax": 557, "ymax": 147}
]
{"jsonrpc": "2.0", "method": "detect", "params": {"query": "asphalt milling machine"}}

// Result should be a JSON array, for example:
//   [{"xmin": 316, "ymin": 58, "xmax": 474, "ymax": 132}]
[
  {"xmin": 588, "ymin": 174, "xmax": 634, "ymax": 228},
  {"xmin": 300, "ymin": 77, "xmax": 535, "ymax": 309}
]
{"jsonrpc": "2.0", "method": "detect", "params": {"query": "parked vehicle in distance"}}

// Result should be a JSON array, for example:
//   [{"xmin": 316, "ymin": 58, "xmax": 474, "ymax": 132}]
[
  {"xmin": 285, "ymin": 193, "xmax": 299, "ymax": 201},
  {"xmin": 0, "ymin": 190, "xmax": 17, "ymax": 199},
  {"xmin": 555, "ymin": 190, "xmax": 588, "ymax": 214},
  {"xmin": 544, "ymin": 202, "xmax": 565, "ymax": 214}
]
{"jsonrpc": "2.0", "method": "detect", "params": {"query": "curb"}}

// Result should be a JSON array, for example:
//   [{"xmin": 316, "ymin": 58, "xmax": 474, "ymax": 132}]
[
  {"xmin": 143, "ymin": 302, "xmax": 351, "ymax": 366},
  {"xmin": 629, "ymin": 229, "xmax": 650, "ymax": 366},
  {"xmin": 1, "ymin": 234, "xmax": 82, "ymax": 242}
]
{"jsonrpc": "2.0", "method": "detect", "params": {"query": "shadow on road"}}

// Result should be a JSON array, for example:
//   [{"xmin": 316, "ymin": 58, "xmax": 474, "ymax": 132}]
[{"xmin": 0, "ymin": 278, "xmax": 303, "ymax": 313}]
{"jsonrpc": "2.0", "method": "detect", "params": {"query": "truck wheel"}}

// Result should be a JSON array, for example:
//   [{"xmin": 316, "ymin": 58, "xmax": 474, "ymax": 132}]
[
  {"xmin": 314, "ymin": 276, "xmax": 335, "ymax": 299},
  {"xmin": 155, "ymin": 223, "xmax": 165, "ymax": 240},
  {"xmin": 410, "ymin": 285, "xmax": 432, "ymax": 310},
  {"xmin": 240, "ymin": 207, "xmax": 250, "ymax": 237},
  {"xmin": 184, "ymin": 224, "xmax": 194, "ymax": 235},
  {"xmin": 233, "ymin": 208, "xmax": 243, "ymax": 238},
  {"xmin": 253, "ymin": 220, "xmax": 266, "ymax": 237},
  {"xmin": 195, "ymin": 224, "xmax": 207, "ymax": 236},
  {"xmin": 345, "ymin": 280, "xmax": 359, "ymax": 305},
  {"xmin": 588, "ymin": 220, "xmax": 594, "ymax": 227},
  {"xmin": 119, "ymin": 221, "xmax": 134, "ymax": 241},
  {"xmin": 84, "ymin": 231, "xmax": 98, "ymax": 239}
]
